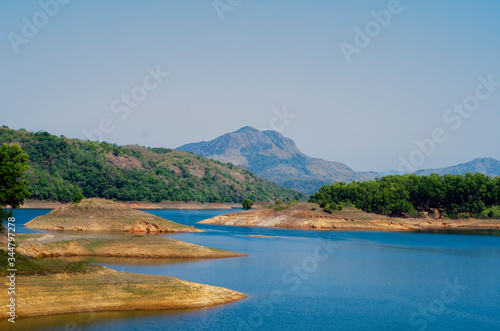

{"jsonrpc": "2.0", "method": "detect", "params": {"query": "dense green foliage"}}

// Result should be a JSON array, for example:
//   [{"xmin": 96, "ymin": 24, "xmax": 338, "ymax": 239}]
[
  {"xmin": 242, "ymin": 199, "xmax": 253, "ymax": 210},
  {"xmin": 0, "ymin": 249, "xmax": 90, "ymax": 275},
  {"xmin": 0, "ymin": 128, "xmax": 305, "ymax": 203},
  {"xmin": 309, "ymin": 173, "xmax": 500, "ymax": 218},
  {"xmin": 0, "ymin": 144, "xmax": 30, "ymax": 230}
]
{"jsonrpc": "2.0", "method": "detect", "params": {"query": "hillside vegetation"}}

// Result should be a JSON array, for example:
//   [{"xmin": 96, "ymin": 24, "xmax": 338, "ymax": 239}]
[
  {"xmin": 0, "ymin": 127, "xmax": 305, "ymax": 203},
  {"xmin": 310, "ymin": 173, "xmax": 500, "ymax": 218}
]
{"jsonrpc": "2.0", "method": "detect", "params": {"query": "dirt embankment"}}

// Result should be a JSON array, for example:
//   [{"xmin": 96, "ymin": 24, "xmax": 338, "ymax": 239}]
[
  {"xmin": 0, "ymin": 266, "xmax": 246, "ymax": 318},
  {"xmin": 24, "ymin": 198, "xmax": 204, "ymax": 233},
  {"xmin": 198, "ymin": 203, "xmax": 500, "ymax": 231},
  {"xmin": 16, "ymin": 233, "xmax": 247, "ymax": 259}
]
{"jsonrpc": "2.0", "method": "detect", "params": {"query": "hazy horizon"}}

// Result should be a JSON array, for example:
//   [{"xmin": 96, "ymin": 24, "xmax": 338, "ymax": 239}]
[{"xmin": 2, "ymin": 1, "xmax": 499, "ymax": 172}]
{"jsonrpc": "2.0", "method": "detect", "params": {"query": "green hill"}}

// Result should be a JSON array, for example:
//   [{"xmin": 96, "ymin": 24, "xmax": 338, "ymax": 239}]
[{"xmin": 0, "ymin": 127, "xmax": 305, "ymax": 203}]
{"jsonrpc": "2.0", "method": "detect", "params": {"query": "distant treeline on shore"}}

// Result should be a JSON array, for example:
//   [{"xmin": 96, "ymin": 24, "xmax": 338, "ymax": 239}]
[{"xmin": 310, "ymin": 173, "xmax": 500, "ymax": 218}]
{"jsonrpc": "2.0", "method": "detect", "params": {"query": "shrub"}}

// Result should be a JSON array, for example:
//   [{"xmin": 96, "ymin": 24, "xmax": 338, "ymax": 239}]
[{"xmin": 242, "ymin": 199, "xmax": 254, "ymax": 211}]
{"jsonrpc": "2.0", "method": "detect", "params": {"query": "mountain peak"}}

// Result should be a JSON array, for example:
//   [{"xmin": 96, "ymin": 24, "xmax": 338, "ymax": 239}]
[
  {"xmin": 177, "ymin": 128, "xmax": 377, "ymax": 194},
  {"xmin": 415, "ymin": 157, "xmax": 500, "ymax": 177},
  {"xmin": 234, "ymin": 126, "xmax": 259, "ymax": 134}
]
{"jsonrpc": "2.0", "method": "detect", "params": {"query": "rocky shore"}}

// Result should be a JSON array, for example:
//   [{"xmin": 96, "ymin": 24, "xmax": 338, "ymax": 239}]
[{"xmin": 198, "ymin": 203, "xmax": 500, "ymax": 232}]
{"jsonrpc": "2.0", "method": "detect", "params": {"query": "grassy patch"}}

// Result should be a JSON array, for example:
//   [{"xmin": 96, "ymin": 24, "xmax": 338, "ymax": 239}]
[
  {"xmin": 262, "ymin": 200, "xmax": 299, "ymax": 212},
  {"xmin": 0, "ymin": 250, "xmax": 91, "ymax": 275},
  {"xmin": 123, "ymin": 285, "xmax": 155, "ymax": 296},
  {"xmin": 481, "ymin": 205, "xmax": 500, "ymax": 219}
]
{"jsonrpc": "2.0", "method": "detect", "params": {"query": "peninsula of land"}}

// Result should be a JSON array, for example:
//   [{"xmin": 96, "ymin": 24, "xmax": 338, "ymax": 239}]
[
  {"xmin": 25, "ymin": 198, "xmax": 203, "ymax": 233},
  {"xmin": 16, "ymin": 233, "xmax": 246, "ymax": 259},
  {"xmin": 0, "ymin": 265, "xmax": 246, "ymax": 318},
  {"xmin": 198, "ymin": 203, "xmax": 500, "ymax": 231}
]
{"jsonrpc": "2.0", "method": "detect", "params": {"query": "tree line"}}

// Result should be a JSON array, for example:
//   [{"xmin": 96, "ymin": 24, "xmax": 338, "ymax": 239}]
[
  {"xmin": 309, "ymin": 173, "xmax": 500, "ymax": 218},
  {"xmin": 0, "ymin": 127, "xmax": 305, "ymax": 203}
]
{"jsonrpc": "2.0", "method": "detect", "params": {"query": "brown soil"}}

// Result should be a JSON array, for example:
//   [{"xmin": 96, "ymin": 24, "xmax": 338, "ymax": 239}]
[
  {"xmin": 0, "ymin": 266, "xmax": 246, "ymax": 318},
  {"xmin": 198, "ymin": 203, "xmax": 500, "ymax": 231},
  {"xmin": 16, "ymin": 233, "xmax": 247, "ymax": 259},
  {"xmin": 105, "ymin": 152, "xmax": 144, "ymax": 169},
  {"xmin": 24, "ymin": 198, "xmax": 204, "ymax": 233}
]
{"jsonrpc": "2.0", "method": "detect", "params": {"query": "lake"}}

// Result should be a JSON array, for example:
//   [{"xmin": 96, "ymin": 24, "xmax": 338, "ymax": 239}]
[{"xmin": 6, "ymin": 209, "xmax": 500, "ymax": 331}]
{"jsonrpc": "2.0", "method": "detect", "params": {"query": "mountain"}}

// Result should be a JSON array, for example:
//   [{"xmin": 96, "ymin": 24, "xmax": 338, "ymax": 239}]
[
  {"xmin": 415, "ymin": 158, "xmax": 500, "ymax": 177},
  {"xmin": 177, "ymin": 126, "xmax": 377, "ymax": 194},
  {"xmin": 0, "ymin": 127, "xmax": 305, "ymax": 203}
]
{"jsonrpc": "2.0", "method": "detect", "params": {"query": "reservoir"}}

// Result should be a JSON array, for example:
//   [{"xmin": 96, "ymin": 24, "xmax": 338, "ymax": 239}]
[{"xmin": 8, "ymin": 209, "xmax": 500, "ymax": 331}]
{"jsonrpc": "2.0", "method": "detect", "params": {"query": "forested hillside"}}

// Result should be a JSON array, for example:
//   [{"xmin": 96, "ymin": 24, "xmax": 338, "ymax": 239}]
[
  {"xmin": 310, "ymin": 173, "xmax": 500, "ymax": 218},
  {"xmin": 0, "ymin": 127, "xmax": 305, "ymax": 203}
]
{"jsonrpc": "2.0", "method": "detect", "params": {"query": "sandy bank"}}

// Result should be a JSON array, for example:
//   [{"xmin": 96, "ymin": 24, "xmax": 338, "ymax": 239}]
[
  {"xmin": 25, "ymin": 198, "xmax": 204, "ymax": 233},
  {"xmin": 0, "ymin": 266, "xmax": 246, "ymax": 318},
  {"xmin": 198, "ymin": 203, "xmax": 500, "ymax": 232},
  {"xmin": 16, "ymin": 233, "xmax": 247, "ymax": 259}
]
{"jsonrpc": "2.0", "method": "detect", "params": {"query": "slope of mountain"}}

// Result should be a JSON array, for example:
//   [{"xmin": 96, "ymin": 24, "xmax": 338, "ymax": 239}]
[
  {"xmin": 415, "ymin": 158, "xmax": 500, "ymax": 177},
  {"xmin": 178, "ymin": 126, "xmax": 377, "ymax": 194},
  {"xmin": 0, "ymin": 127, "xmax": 305, "ymax": 203}
]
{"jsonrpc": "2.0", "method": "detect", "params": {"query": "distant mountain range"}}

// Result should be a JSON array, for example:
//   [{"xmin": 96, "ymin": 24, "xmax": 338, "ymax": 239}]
[
  {"xmin": 414, "ymin": 158, "xmax": 500, "ymax": 177},
  {"xmin": 178, "ymin": 126, "xmax": 500, "ymax": 195},
  {"xmin": 178, "ymin": 126, "xmax": 377, "ymax": 194}
]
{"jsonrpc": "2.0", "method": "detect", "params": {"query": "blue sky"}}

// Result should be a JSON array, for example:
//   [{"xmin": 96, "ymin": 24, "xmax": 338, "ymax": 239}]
[{"xmin": 1, "ymin": 0, "xmax": 499, "ymax": 172}]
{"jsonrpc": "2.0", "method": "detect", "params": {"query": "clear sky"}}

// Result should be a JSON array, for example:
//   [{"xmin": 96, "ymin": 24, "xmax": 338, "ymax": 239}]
[{"xmin": 1, "ymin": 0, "xmax": 499, "ymax": 172}]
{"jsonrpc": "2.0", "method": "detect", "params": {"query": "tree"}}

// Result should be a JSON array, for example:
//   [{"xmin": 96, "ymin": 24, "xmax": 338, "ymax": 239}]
[
  {"xmin": 488, "ymin": 211, "xmax": 494, "ymax": 218},
  {"xmin": 0, "ymin": 144, "xmax": 30, "ymax": 231},
  {"xmin": 72, "ymin": 191, "xmax": 84, "ymax": 204},
  {"xmin": 242, "ymin": 198, "xmax": 254, "ymax": 210}
]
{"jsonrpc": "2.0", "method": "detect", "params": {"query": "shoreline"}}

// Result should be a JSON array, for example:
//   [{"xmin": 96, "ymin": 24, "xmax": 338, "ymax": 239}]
[
  {"xmin": 198, "ymin": 203, "xmax": 500, "ymax": 232},
  {"xmin": 16, "ymin": 233, "xmax": 247, "ymax": 259},
  {"xmin": 1, "ymin": 266, "xmax": 246, "ymax": 319}
]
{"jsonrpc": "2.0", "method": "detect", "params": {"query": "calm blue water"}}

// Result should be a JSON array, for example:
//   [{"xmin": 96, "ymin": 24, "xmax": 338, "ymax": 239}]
[{"xmin": 5, "ymin": 209, "xmax": 500, "ymax": 331}]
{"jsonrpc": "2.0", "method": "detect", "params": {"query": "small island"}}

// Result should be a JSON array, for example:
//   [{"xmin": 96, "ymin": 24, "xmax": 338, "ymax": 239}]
[
  {"xmin": 0, "ymin": 251, "xmax": 246, "ymax": 318},
  {"xmin": 1, "ymin": 230, "xmax": 247, "ymax": 318},
  {"xmin": 25, "ymin": 198, "xmax": 203, "ymax": 233},
  {"xmin": 198, "ymin": 202, "xmax": 500, "ymax": 231},
  {"xmin": 17, "ymin": 233, "xmax": 247, "ymax": 259}
]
